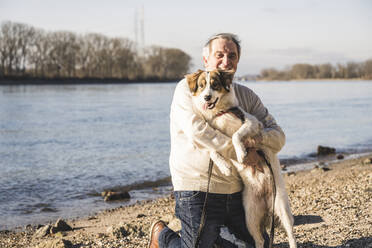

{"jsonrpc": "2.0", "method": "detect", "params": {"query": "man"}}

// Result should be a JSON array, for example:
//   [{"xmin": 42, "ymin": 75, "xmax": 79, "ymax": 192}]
[{"xmin": 148, "ymin": 33, "xmax": 285, "ymax": 248}]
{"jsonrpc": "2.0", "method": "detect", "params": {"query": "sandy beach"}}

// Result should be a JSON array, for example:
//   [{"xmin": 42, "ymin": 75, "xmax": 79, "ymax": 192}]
[{"xmin": 1, "ymin": 154, "xmax": 371, "ymax": 248}]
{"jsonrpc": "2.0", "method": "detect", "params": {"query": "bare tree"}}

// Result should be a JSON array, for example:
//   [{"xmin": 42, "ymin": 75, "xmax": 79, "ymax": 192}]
[
  {"xmin": 143, "ymin": 46, "xmax": 164, "ymax": 79},
  {"xmin": 316, "ymin": 63, "xmax": 333, "ymax": 78},
  {"xmin": 0, "ymin": 28, "xmax": 5, "ymax": 76},
  {"xmin": 335, "ymin": 63, "xmax": 347, "ymax": 78},
  {"xmin": 1, "ymin": 21, "xmax": 192, "ymax": 81},
  {"xmin": 28, "ymin": 29, "xmax": 52, "ymax": 77},
  {"xmin": 111, "ymin": 38, "xmax": 137, "ymax": 79},
  {"xmin": 0, "ymin": 21, "xmax": 36, "ymax": 76},
  {"xmin": 17, "ymin": 23, "xmax": 36, "ymax": 76},
  {"xmin": 162, "ymin": 48, "xmax": 191, "ymax": 79},
  {"xmin": 0, "ymin": 21, "xmax": 18, "ymax": 75},
  {"xmin": 143, "ymin": 46, "xmax": 191, "ymax": 80},
  {"xmin": 291, "ymin": 64, "xmax": 314, "ymax": 79},
  {"xmin": 260, "ymin": 68, "xmax": 280, "ymax": 80},
  {"xmin": 363, "ymin": 59, "xmax": 372, "ymax": 79},
  {"xmin": 86, "ymin": 33, "xmax": 110, "ymax": 78},
  {"xmin": 345, "ymin": 62, "xmax": 361, "ymax": 78},
  {"xmin": 46, "ymin": 31, "xmax": 79, "ymax": 78}
]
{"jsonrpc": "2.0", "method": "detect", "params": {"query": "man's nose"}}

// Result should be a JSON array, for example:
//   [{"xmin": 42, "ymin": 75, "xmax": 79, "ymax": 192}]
[
  {"xmin": 222, "ymin": 56, "xmax": 230, "ymax": 67},
  {"xmin": 204, "ymin": 95, "xmax": 211, "ymax": 101}
]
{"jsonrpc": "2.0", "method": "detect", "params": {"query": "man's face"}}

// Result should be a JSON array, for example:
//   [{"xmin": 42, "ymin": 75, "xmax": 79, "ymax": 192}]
[{"xmin": 203, "ymin": 38, "xmax": 239, "ymax": 71}]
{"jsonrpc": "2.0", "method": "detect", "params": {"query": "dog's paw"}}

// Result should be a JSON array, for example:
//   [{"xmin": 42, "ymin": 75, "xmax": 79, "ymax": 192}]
[
  {"xmin": 231, "ymin": 160, "xmax": 245, "ymax": 172},
  {"xmin": 235, "ymin": 147, "xmax": 247, "ymax": 164},
  {"xmin": 210, "ymin": 151, "xmax": 232, "ymax": 176},
  {"xmin": 244, "ymin": 114, "xmax": 263, "ymax": 137}
]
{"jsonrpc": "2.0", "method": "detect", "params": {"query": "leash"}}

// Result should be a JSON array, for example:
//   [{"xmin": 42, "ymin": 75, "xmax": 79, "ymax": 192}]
[
  {"xmin": 257, "ymin": 149, "xmax": 277, "ymax": 248},
  {"xmin": 195, "ymin": 159, "xmax": 214, "ymax": 248}
]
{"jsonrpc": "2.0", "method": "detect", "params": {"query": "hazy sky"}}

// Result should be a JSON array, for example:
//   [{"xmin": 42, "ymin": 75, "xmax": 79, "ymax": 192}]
[{"xmin": 1, "ymin": 0, "xmax": 371, "ymax": 75}]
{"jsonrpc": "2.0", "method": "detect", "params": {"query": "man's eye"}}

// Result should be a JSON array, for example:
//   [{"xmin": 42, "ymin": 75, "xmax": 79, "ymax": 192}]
[
  {"xmin": 216, "ymin": 53, "xmax": 224, "ymax": 58},
  {"xmin": 229, "ymin": 54, "xmax": 237, "ymax": 59}
]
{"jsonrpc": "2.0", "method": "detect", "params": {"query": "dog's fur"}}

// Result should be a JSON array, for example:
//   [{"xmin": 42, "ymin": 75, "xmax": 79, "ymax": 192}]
[{"xmin": 186, "ymin": 69, "xmax": 297, "ymax": 248}]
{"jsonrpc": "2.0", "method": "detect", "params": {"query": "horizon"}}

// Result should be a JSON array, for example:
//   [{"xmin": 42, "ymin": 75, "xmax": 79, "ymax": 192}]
[{"xmin": 0, "ymin": 0, "xmax": 371, "ymax": 76}]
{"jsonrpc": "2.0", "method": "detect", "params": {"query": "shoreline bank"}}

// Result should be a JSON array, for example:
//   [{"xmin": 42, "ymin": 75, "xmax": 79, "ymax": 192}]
[
  {"xmin": 1, "ymin": 153, "xmax": 371, "ymax": 247},
  {"xmin": 1, "ymin": 150, "xmax": 369, "ymax": 231}
]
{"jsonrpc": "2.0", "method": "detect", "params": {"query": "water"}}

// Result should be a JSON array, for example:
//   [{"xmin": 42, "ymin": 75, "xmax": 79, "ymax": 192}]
[
  {"xmin": 246, "ymin": 80, "xmax": 372, "ymax": 158},
  {"xmin": 1, "ymin": 80, "xmax": 372, "ymax": 230}
]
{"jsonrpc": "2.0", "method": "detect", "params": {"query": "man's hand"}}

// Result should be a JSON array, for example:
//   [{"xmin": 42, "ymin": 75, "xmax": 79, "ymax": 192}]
[{"xmin": 244, "ymin": 133, "xmax": 263, "ymax": 148}]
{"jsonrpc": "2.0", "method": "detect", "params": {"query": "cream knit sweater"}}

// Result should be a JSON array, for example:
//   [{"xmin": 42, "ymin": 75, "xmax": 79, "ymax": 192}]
[{"xmin": 169, "ymin": 78, "xmax": 285, "ymax": 194}]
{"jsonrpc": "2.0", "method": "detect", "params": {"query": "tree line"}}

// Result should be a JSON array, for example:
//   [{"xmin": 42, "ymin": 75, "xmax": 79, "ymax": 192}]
[
  {"xmin": 0, "ymin": 21, "xmax": 192, "ymax": 81},
  {"xmin": 259, "ymin": 60, "xmax": 372, "ymax": 80}
]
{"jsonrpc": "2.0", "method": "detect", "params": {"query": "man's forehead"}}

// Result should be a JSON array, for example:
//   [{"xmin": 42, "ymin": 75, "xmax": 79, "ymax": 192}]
[{"xmin": 210, "ymin": 38, "xmax": 238, "ymax": 54}]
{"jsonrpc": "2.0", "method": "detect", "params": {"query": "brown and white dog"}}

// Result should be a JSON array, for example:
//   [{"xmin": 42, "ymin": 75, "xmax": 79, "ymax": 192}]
[{"xmin": 186, "ymin": 69, "xmax": 297, "ymax": 248}]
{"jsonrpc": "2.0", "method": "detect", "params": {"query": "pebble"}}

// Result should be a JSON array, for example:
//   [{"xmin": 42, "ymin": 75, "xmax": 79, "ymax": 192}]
[{"xmin": 363, "ymin": 158, "xmax": 372, "ymax": 164}]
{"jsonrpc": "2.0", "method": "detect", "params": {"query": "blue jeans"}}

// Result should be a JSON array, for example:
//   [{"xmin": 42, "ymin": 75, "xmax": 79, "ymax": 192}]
[{"xmin": 159, "ymin": 191, "xmax": 264, "ymax": 248}]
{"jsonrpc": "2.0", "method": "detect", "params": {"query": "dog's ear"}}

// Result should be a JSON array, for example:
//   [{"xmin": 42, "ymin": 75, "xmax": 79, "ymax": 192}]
[
  {"xmin": 186, "ymin": 70, "xmax": 204, "ymax": 93},
  {"xmin": 219, "ymin": 69, "xmax": 235, "ymax": 91}
]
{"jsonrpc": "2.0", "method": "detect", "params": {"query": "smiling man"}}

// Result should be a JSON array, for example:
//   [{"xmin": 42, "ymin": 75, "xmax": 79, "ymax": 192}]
[
  {"xmin": 148, "ymin": 33, "xmax": 285, "ymax": 248},
  {"xmin": 203, "ymin": 35, "xmax": 239, "ymax": 72}
]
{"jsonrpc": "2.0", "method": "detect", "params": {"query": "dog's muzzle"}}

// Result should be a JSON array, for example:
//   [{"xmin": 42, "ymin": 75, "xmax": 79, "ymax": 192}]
[{"xmin": 203, "ymin": 97, "xmax": 219, "ymax": 110}]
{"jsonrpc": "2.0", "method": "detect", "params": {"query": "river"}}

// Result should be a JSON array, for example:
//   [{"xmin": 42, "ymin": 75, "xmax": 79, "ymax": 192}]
[{"xmin": 1, "ymin": 80, "xmax": 371, "ymax": 229}]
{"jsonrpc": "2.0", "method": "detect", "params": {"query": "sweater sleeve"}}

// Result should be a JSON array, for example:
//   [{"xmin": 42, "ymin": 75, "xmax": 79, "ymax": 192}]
[
  {"xmin": 234, "ymin": 83, "xmax": 285, "ymax": 154},
  {"xmin": 170, "ymin": 79, "xmax": 232, "ymax": 152}
]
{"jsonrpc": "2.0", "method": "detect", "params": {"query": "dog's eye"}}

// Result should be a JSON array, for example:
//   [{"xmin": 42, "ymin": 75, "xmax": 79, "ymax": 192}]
[
  {"xmin": 211, "ymin": 83, "xmax": 221, "ymax": 90},
  {"xmin": 198, "ymin": 80, "xmax": 206, "ymax": 88}
]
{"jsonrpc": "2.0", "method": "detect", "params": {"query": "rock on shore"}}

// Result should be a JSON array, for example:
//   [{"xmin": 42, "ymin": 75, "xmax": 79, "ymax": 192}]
[{"xmin": 1, "ymin": 155, "xmax": 371, "ymax": 248}]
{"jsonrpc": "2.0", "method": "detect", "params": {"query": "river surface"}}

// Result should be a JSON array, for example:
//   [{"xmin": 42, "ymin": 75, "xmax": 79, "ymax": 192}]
[{"xmin": 1, "ymin": 80, "xmax": 371, "ymax": 229}]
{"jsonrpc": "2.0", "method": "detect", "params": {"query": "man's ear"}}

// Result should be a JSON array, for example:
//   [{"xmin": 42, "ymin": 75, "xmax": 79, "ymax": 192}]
[
  {"xmin": 203, "ymin": 56, "xmax": 209, "ymax": 69},
  {"xmin": 186, "ymin": 70, "xmax": 204, "ymax": 93},
  {"xmin": 202, "ymin": 46, "xmax": 209, "ymax": 68},
  {"xmin": 219, "ymin": 69, "xmax": 235, "ymax": 91}
]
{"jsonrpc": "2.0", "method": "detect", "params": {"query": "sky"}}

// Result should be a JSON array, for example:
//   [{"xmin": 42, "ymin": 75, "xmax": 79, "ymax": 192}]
[{"xmin": 0, "ymin": 0, "xmax": 371, "ymax": 75}]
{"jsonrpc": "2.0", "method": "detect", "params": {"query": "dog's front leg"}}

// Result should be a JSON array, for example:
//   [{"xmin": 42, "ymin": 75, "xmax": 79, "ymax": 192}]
[
  {"xmin": 233, "ymin": 115, "xmax": 263, "ymax": 163},
  {"xmin": 232, "ymin": 121, "xmax": 254, "ymax": 163},
  {"xmin": 210, "ymin": 151, "xmax": 232, "ymax": 176}
]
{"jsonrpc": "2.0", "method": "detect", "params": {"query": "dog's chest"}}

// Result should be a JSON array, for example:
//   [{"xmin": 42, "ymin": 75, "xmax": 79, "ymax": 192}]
[{"xmin": 211, "ymin": 113, "xmax": 243, "ymax": 137}]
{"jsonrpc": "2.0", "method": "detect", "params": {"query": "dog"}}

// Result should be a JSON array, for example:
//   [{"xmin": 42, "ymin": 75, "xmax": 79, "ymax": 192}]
[{"xmin": 186, "ymin": 69, "xmax": 297, "ymax": 248}]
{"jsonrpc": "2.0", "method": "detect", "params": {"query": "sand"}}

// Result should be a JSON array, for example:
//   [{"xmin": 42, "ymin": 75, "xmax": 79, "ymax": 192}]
[{"xmin": 1, "ymin": 154, "xmax": 371, "ymax": 248}]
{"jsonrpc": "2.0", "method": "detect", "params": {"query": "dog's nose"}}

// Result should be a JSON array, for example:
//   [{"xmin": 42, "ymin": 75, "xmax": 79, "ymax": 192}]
[{"xmin": 204, "ymin": 95, "xmax": 211, "ymax": 101}]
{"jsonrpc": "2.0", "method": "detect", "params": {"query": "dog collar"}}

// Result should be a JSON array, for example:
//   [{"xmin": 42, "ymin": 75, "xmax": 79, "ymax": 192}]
[{"xmin": 216, "ymin": 111, "xmax": 228, "ymax": 117}]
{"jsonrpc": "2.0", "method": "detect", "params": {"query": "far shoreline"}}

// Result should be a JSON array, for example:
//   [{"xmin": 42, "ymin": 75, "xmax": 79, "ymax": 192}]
[
  {"xmin": 0, "ymin": 77, "xmax": 180, "ymax": 85},
  {"xmin": 1, "ymin": 77, "xmax": 371, "ymax": 85}
]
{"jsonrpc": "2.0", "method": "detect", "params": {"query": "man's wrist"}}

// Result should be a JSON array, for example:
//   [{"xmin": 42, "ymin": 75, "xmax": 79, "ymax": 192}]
[
  {"xmin": 254, "ymin": 133, "xmax": 263, "ymax": 144},
  {"xmin": 244, "ymin": 133, "xmax": 262, "ymax": 148}
]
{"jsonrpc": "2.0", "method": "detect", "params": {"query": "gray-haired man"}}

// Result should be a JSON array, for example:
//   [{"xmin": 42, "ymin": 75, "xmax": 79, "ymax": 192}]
[{"xmin": 148, "ymin": 33, "xmax": 285, "ymax": 248}]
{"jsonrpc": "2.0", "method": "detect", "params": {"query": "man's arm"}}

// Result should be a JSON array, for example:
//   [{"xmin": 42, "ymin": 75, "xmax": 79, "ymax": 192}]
[
  {"xmin": 170, "ymin": 78, "xmax": 232, "ymax": 152},
  {"xmin": 234, "ymin": 83, "xmax": 285, "ymax": 154}
]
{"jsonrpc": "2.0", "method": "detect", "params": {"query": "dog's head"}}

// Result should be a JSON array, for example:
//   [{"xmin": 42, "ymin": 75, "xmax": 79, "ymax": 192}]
[{"xmin": 186, "ymin": 69, "xmax": 235, "ymax": 113}]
